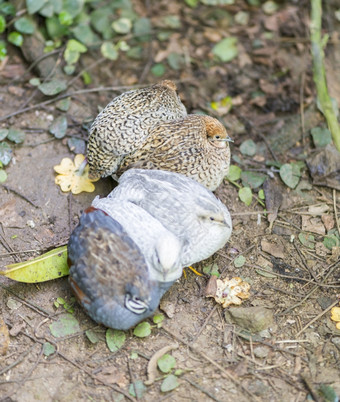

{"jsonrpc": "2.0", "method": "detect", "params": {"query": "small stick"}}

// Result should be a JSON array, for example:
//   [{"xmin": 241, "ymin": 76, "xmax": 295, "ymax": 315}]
[
  {"xmin": 2, "ymin": 184, "xmax": 39, "ymax": 208},
  {"xmin": 333, "ymin": 189, "xmax": 340, "ymax": 237},
  {"xmin": 127, "ymin": 358, "xmax": 139, "ymax": 401},
  {"xmin": 300, "ymin": 71, "xmax": 306, "ymax": 146},
  {"xmin": 162, "ymin": 325, "xmax": 261, "ymax": 401},
  {"xmin": 184, "ymin": 377, "xmax": 223, "ymax": 402},
  {"xmin": 295, "ymin": 299, "xmax": 339, "ymax": 337}
]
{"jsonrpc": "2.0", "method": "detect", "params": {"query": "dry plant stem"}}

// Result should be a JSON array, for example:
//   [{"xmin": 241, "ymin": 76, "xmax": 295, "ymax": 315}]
[
  {"xmin": 300, "ymin": 71, "xmax": 306, "ymax": 146},
  {"xmin": 310, "ymin": 0, "xmax": 340, "ymax": 151},
  {"xmin": 184, "ymin": 377, "xmax": 222, "ymax": 402},
  {"xmin": 2, "ymin": 184, "xmax": 39, "ymax": 208},
  {"xmin": 295, "ymin": 299, "xmax": 339, "ymax": 337},
  {"xmin": 162, "ymin": 325, "xmax": 261, "ymax": 402},
  {"xmin": 333, "ymin": 189, "xmax": 340, "ymax": 236}
]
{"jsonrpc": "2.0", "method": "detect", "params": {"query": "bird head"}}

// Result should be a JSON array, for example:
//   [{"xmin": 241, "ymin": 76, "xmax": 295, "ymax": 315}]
[
  {"xmin": 153, "ymin": 233, "xmax": 182, "ymax": 282},
  {"xmin": 204, "ymin": 116, "xmax": 233, "ymax": 149}
]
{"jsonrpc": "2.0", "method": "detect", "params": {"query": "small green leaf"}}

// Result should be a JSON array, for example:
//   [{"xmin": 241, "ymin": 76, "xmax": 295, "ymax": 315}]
[
  {"xmin": 49, "ymin": 313, "xmax": 80, "ymax": 337},
  {"xmin": 239, "ymin": 187, "xmax": 252, "ymax": 206},
  {"xmin": 151, "ymin": 63, "xmax": 166, "ymax": 77},
  {"xmin": 201, "ymin": 0, "xmax": 235, "ymax": 4},
  {"xmin": 133, "ymin": 17, "xmax": 151, "ymax": 40},
  {"xmin": 157, "ymin": 354, "xmax": 176, "ymax": 373},
  {"xmin": 86, "ymin": 329, "xmax": 100, "ymax": 344},
  {"xmin": 112, "ymin": 17, "xmax": 132, "ymax": 34},
  {"xmin": 67, "ymin": 137, "xmax": 86, "ymax": 154},
  {"xmin": 319, "ymin": 384, "xmax": 338, "ymax": 402},
  {"xmin": 279, "ymin": 163, "xmax": 301, "ymax": 189},
  {"xmin": 101, "ymin": 42, "xmax": 118, "ymax": 60},
  {"xmin": 323, "ymin": 234, "xmax": 339, "ymax": 250},
  {"xmin": 0, "ymin": 245, "xmax": 69, "ymax": 282},
  {"xmin": 106, "ymin": 329, "xmax": 126, "ymax": 352},
  {"xmin": 64, "ymin": 50, "xmax": 81, "ymax": 65},
  {"xmin": 56, "ymin": 97, "xmax": 71, "ymax": 111},
  {"xmin": 203, "ymin": 263, "xmax": 220, "ymax": 277},
  {"xmin": 240, "ymin": 139, "xmax": 257, "ymax": 156},
  {"xmin": 234, "ymin": 255, "xmax": 246, "ymax": 267},
  {"xmin": 235, "ymin": 11, "xmax": 250, "ymax": 25},
  {"xmin": 43, "ymin": 342, "xmax": 56, "ymax": 357},
  {"xmin": 185, "ymin": 0, "xmax": 199, "ymax": 6},
  {"xmin": 0, "ymin": 16, "xmax": 6, "ymax": 34},
  {"xmin": 38, "ymin": 79, "xmax": 67, "ymax": 96},
  {"xmin": 163, "ymin": 15, "xmax": 181, "ymax": 28},
  {"xmin": 29, "ymin": 78, "xmax": 41, "ymax": 86},
  {"xmin": 129, "ymin": 380, "xmax": 147, "ymax": 398},
  {"xmin": 14, "ymin": 17, "xmax": 35, "ymax": 34},
  {"xmin": 311, "ymin": 127, "xmax": 332, "ymax": 148},
  {"xmin": 161, "ymin": 374, "xmax": 180, "ymax": 392},
  {"xmin": 256, "ymin": 266, "xmax": 276, "ymax": 278},
  {"xmin": 64, "ymin": 65, "xmax": 76, "ymax": 75},
  {"xmin": 7, "ymin": 128, "xmax": 25, "ymax": 144},
  {"xmin": 298, "ymin": 233, "xmax": 315, "ymax": 249},
  {"xmin": 39, "ymin": 2, "xmax": 54, "ymax": 17},
  {"xmin": 226, "ymin": 165, "xmax": 242, "ymax": 181},
  {"xmin": 26, "ymin": 0, "xmax": 46, "ymax": 14},
  {"xmin": 66, "ymin": 39, "xmax": 87, "ymax": 53},
  {"xmin": 90, "ymin": 8, "xmax": 112, "ymax": 34},
  {"xmin": 167, "ymin": 52, "xmax": 184, "ymax": 70},
  {"xmin": 59, "ymin": 11, "xmax": 73, "ymax": 26},
  {"xmin": 8, "ymin": 32, "xmax": 24, "ymax": 47},
  {"xmin": 130, "ymin": 351, "xmax": 139, "ymax": 359},
  {"xmin": 127, "ymin": 46, "xmax": 143, "ymax": 59},
  {"xmin": 62, "ymin": 0, "xmax": 84, "ymax": 18},
  {"xmin": 241, "ymin": 171, "xmax": 266, "ymax": 189},
  {"xmin": 133, "ymin": 321, "xmax": 151, "ymax": 338},
  {"xmin": 0, "ymin": 40, "xmax": 7, "ymax": 60},
  {"xmin": 0, "ymin": 129, "xmax": 8, "ymax": 141},
  {"xmin": 0, "ymin": 142, "xmax": 12, "ymax": 166},
  {"xmin": 258, "ymin": 189, "xmax": 265, "ymax": 199},
  {"xmin": 49, "ymin": 116, "xmax": 68, "ymax": 139},
  {"xmin": 262, "ymin": 1, "xmax": 279, "ymax": 15},
  {"xmin": 82, "ymin": 71, "xmax": 92, "ymax": 85},
  {"xmin": 57, "ymin": 297, "xmax": 65, "ymax": 304},
  {"xmin": 46, "ymin": 16, "xmax": 68, "ymax": 38},
  {"xmin": 0, "ymin": 2, "xmax": 16, "ymax": 15},
  {"xmin": 0, "ymin": 169, "xmax": 7, "ymax": 183},
  {"xmin": 153, "ymin": 314, "xmax": 164, "ymax": 324},
  {"xmin": 212, "ymin": 37, "xmax": 238, "ymax": 62}
]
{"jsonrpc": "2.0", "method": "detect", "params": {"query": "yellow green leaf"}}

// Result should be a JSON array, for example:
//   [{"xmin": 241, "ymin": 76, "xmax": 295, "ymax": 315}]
[{"xmin": 0, "ymin": 246, "xmax": 69, "ymax": 283}]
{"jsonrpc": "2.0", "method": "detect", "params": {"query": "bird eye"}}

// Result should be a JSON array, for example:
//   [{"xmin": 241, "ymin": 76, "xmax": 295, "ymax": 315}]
[
  {"xmin": 210, "ymin": 217, "xmax": 215, "ymax": 221},
  {"xmin": 215, "ymin": 135, "xmax": 220, "ymax": 139}
]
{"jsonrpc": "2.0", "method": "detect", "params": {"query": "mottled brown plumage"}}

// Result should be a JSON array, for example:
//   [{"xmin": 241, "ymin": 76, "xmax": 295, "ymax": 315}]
[
  {"xmin": 117, "ymin": 115, "xmax": 231, "ymax": 191},
  {"xmin": 87, "ymin": 80, "xmax": 187, "ymax": 179}
]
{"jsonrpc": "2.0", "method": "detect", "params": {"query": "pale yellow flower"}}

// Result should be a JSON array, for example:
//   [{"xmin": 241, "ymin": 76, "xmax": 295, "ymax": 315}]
[
  {"xmin": 330, "ymin": 306, "xmax": 340, "ymax": 330},
  {"xmin": 54, "ymin": 154, "xmax": 98, "ymax": 194}
]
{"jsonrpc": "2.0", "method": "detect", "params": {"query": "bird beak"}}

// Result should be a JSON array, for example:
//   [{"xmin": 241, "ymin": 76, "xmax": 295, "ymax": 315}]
[
  {"xmin": 218, "ymin": 136, "xmax": 233, "ymax": 143},
  {"xmin": 223, "ymin": 219, "xmax": 231, "ymax": 228}
]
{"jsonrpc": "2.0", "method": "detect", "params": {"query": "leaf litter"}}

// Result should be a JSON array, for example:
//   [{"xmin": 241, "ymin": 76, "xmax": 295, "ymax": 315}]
[{"xmin": 1, "ymin": 1, "xmax": 340, "ymax": 401}]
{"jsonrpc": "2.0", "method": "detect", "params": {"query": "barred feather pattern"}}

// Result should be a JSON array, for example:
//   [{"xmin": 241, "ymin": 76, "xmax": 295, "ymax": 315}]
[{"xmin": 87, "ymin": 80, "xmax": 187, "ymax": 178}]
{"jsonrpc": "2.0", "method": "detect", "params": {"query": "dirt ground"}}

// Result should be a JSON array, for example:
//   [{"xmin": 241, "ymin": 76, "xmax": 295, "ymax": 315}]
[{"xmin": 1, "ymin": 1, "xmax": 340, "ymax": 401}]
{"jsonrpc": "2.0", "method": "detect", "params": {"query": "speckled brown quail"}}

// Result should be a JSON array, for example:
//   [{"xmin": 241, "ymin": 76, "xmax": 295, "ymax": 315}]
[
  {"xmin": 86, "ymin": 80, "xmax": 187, "ymax": 179},
  {"xmin": 117, "ymin": 115, "xmax": 232, "ymax": 191}
]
